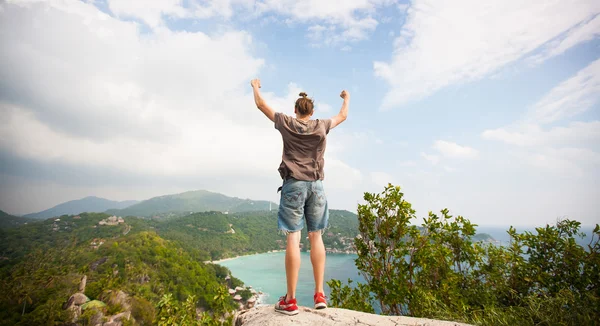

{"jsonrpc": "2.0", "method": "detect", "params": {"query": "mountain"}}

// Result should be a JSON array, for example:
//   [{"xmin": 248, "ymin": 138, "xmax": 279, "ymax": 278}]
[
  {"xmin": 106, "ymin": 190, "xmax": 278, "ymax": 218},
  {"xmin": 23, "ymin": 196, "xmax": 139, "ymax": 219},
  {"xmin": 0, "ymin": 210, "xmax": 34, "ymax": 228}
]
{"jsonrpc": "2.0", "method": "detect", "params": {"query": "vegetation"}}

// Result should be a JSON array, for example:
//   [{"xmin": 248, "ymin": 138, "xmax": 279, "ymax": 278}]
[
  {"xmin": 0, "ymin": 213, "xmax": 244, "ymax": 325},
  {"xmin": 0, "ymin": 206, "xmax": 360, "ymax": 325},
  {"xmin": 327, "ymin": 184, "xmax": 600, "ymax": 325},
  {"xmin": 0, "ymin": 210, "xmax": 34, "ymax": 228}
]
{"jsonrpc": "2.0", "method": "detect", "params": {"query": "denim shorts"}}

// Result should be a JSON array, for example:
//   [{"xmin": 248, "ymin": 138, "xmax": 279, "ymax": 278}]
[{"xmin": 278, "ymin": 178, "xmax": 329, "ymax": 234}]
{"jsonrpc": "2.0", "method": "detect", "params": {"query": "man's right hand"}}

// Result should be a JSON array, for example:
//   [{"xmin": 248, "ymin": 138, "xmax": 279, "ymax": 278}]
[
  {"xmin": 340, "ymin": 90, "xmax": 349, "ymax": 100},
  {"xmin": 251, "ymin": 79, "xmax": 261, "ymax": 89}
]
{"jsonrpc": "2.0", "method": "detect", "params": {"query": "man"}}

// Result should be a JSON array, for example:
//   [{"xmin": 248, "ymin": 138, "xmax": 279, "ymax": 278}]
[{"xmin": 250, "ymin": 78, "xmax": 349, "ymax": 315}]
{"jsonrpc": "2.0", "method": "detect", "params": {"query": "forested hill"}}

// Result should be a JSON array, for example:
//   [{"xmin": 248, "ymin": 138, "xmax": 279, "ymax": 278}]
[
  {"xmin": 0, "ymin": 209, "xmax": 359, "ymax": 325},
  {"xmin": 150, "ymin": 209, "xmax": 360, "ymax": 260},
  {"xmin": 0, "ymin": 210, "xmax": 33, "ymax": 228},
  {"xmin": 23, "ymin": 196, "xmax": 139, "ymax": 219},
  {"xmin": 106, "ymin": 190, "xmax": 278, "ymax": 218},
  {"xmin": 0, "ymin": 212, "xmax": 247, "ymax": 325}
]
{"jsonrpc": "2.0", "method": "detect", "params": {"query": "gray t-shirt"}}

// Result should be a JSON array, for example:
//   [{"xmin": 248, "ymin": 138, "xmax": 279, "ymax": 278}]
[{"xmin": 274, "ymin": 112, "xmax": 332, "ymax": 181}]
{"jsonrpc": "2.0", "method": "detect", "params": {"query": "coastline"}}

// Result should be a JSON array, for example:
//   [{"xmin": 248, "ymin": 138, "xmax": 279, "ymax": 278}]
[
  {"xmin": 204, "ymin": 250, "xmax": 286, "ymax": 264},
  {"xmin": 206, "ymin": 249, "xmax": 357, "ymax": 265},
  {"xmin": 217, "ymin": 251, "xmax": 362, "ymax": 307}
]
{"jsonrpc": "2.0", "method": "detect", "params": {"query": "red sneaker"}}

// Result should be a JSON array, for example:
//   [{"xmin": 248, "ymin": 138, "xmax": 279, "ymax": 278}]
[
  {"xmin": 314, "ymin": 292, "xmax": 327, "ymax": 309},
  {"xmin": 275, "ymin": 295, "xmax": 299, "ymax": 315}
]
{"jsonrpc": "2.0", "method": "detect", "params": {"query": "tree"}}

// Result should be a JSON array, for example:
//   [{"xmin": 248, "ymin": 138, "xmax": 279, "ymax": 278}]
[{"xmin": 328, "ymin": 184, "xmax": 600, "ymax": 325}]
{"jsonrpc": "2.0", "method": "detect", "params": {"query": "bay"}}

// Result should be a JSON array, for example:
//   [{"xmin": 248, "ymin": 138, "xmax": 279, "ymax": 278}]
[{"xmin": 219, "ymin": 251, "xmax": 365, "ymax": 307}]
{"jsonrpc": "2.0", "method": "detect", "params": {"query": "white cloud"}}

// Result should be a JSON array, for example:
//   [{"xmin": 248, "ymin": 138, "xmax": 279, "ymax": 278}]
[
  {"xmin": 370, "ymin": 171, "xmax": 394, "ymax": 188},
  {"xmin": 526, "ymin": 58, "xmax": 600, "ymax": 124},
  {"xmin": 323, "ymin": 158, "xmax": 364, "ymax": 191},
  {"xmin": 107, "ymin": 0, "xmax": 188, "ymax": 28},
  {"xmin": 516, "ymin": 147, "xmax": 600, "ymax": 178},
  {"xmin": 317, "ymin": 103, "xmax": 333, "ymax": 113},
  {"xmin": 443, "ymin": 166, "xmax": 455, "ymax": 173},
  {"xmin": 104, "ymin": 0, "xmax": 396, "ymax": 46},
  {"xmin": 374, "ymin": 0, "xmax": 600, "ymax": 109},
  {"xmin": 256, "ymin": 0, "xmax": 397, "ymax": 46},
  {"xmin": 482, "ymin": 57, "xmax": 600, "ymax": 182},
  {"xmin": 529, "ymin": 14, "xmax": 600, "ymax": 65},
  {"xmin": 482, "ymin": 121, "xmax": 600, "ymax": 148},
  {"xmin": 420, "ymin": 152, "xmax": 439, "ymax": 165},
  {"xmin": 0, "ymin": 0, "xmax": 364, "ymax": 213},
  {"xmin": 433, "ymin": 140, "xmax": 479, "ymax": 159},
  {"xmin": 397, "ymin": 160, "xmax": 417, "ymax": 167}
]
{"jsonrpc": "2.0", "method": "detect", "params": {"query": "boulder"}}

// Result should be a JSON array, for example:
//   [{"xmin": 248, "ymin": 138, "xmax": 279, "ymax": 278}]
[
  {"xmin": 79, "ymin": 275, "xmax": 87, "ymax": 292},
  {"xmin": 70, "ymin": 293, "xmax": 90, "ymax": 305},
  {"xmin": 234, "ymin": 306, "xmax": 474, "ymax": 326},
  {"xmin": 63, "ymin": 295, "xmax": 75, "ymax": 310}
]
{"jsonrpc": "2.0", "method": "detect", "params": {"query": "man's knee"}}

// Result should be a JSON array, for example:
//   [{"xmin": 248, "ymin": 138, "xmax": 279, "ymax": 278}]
[
  {"xmin": 287, "ymin": 230, "xmax": 302, "ymax": 244},
  {"xmin": 308, "ymin": 230, "xmax": 323, "ymax": 242}
]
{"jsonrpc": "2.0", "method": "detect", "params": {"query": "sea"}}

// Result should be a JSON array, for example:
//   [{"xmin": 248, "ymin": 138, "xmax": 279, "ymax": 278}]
[
  {"xmin": 220, "ymin": 251, "xmax": 364, "ymax": 307},
  {"xmin": 219, "ymin": 226, "xmax": 597, "ymax": 308}
]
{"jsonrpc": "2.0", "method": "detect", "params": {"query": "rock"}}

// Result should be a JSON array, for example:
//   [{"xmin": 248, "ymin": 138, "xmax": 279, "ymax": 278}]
[
  {"xmin": 79, "ymin": 275, "xmax": 87, "ymax": 292},
  {"xmin": 103, "ymin": 290, "xmax": 131, "ymax": 311},
  {"xmin": 63, "ymin": 295, "xmax": 75, "ymax": 310},
  {"xmin": 90, "ymin": 257, "xmax": 108, "ymax": 271},
  {"xmin": 111, "ymin": 311, "xmax": 131, "ymax": 322},
  {"xmin": 70, "ymin": 293, "xmax": 90, "ymax": 305},
  {"xmin": 89, "ymin": 311, "xmax": 104, "ymax": 326},
  {"xmin": 234, "ymin": 306, "xmax": 474, "ymax": 326},
  {"xmin": 103, "ymin": 322, "xmax": 121, "ymax": 326},
  {"xmin": 68, "ymin": 305, "xmax": 81, "ymax": 323}
]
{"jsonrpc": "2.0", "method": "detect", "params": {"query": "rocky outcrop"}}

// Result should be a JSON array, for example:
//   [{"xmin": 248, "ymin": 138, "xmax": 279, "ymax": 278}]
[
  {"xmin": 79, "ymin": 275, "xmax": 87, "ymax": 292},
  {"xmin": 70, "ymin": 293, "xmax": 90, "ymax": 305},
  {"xmin": 102, "ymin": 290, "xmax": 131, "ymax": 311},
  {"xmin": 63, "ymin": 276, "xmax": 134, "ymax": 326},
  {"xmin": 234, "ymin": 306, "xmax": 473, "ymax": 326}
]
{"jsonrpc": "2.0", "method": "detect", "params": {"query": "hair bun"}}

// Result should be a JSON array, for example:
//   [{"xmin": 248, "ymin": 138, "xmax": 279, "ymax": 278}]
[{"xmin": 299, "ymin": 92, "xmax": 308, "ymax": 98}]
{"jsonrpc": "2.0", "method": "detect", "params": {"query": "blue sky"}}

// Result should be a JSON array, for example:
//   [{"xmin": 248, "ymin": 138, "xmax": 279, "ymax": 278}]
[{"xmin": 0, "ymin": 0, "xmax": 598, "ymax": 227}]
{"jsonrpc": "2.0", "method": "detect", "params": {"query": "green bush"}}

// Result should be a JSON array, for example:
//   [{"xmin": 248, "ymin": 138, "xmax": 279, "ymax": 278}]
[{"xmin": 328, "ymin": 184, "xmax": 600, "ymax": 325}]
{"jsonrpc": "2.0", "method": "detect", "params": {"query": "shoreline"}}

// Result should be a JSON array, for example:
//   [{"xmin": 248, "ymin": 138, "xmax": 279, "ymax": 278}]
[
  {"xmin": 205, "ymin": 249, "xmax": 357, "ymax": 265},
  {"xmin": 205, "ymin": 250, "xmax": 286, "ymax": 264}
]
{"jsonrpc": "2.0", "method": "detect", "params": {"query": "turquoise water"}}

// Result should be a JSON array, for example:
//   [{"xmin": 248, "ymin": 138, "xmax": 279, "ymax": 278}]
[{"xmin": 219, "ymin": 252, "xmax": 364, "ymax": 307}]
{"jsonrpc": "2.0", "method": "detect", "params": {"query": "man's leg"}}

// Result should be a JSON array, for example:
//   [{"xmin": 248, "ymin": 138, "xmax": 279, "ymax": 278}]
[
  {"xmin": 285, "ymin": 231, "xmax": 302, "ymax": 301},
  {"xmin": 308, "ymin": 231, "xmax": 326, "ymax": 294}
]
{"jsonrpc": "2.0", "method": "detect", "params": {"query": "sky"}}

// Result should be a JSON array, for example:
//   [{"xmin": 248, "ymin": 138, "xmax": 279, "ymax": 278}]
[{"xmin": 0, "ymin": 0, "xmax": 599, "ymax": 227}]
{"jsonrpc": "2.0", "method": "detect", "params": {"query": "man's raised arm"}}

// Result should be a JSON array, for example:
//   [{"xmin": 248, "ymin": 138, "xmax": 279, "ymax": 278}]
[
  {"xmin": 251, "ymin": 78, "xmax": 275, "ymax": 122},
  {"xmin": 330, "ymin": 90, "xmax": 349, "ymax": 129}
]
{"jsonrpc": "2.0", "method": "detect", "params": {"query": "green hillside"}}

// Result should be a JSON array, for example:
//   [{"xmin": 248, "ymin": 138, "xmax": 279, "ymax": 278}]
[
  {"xmin": 0, "ymin": 210, "xmax": 34, "ymax": 228},
  {"xmin": 147, "ymin": 209, "xmax": 360, "ymax": 261},
  {"xmin": 0, "ymin": 212, "xmax": 243, "ymax": 325},
  {"xmin": 0, "ymin": 207, "xmax": 361, "ymax": 325},
  {"xmin": 106, "ymin": 190, "xmax": 278, "ymax": 218}
]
